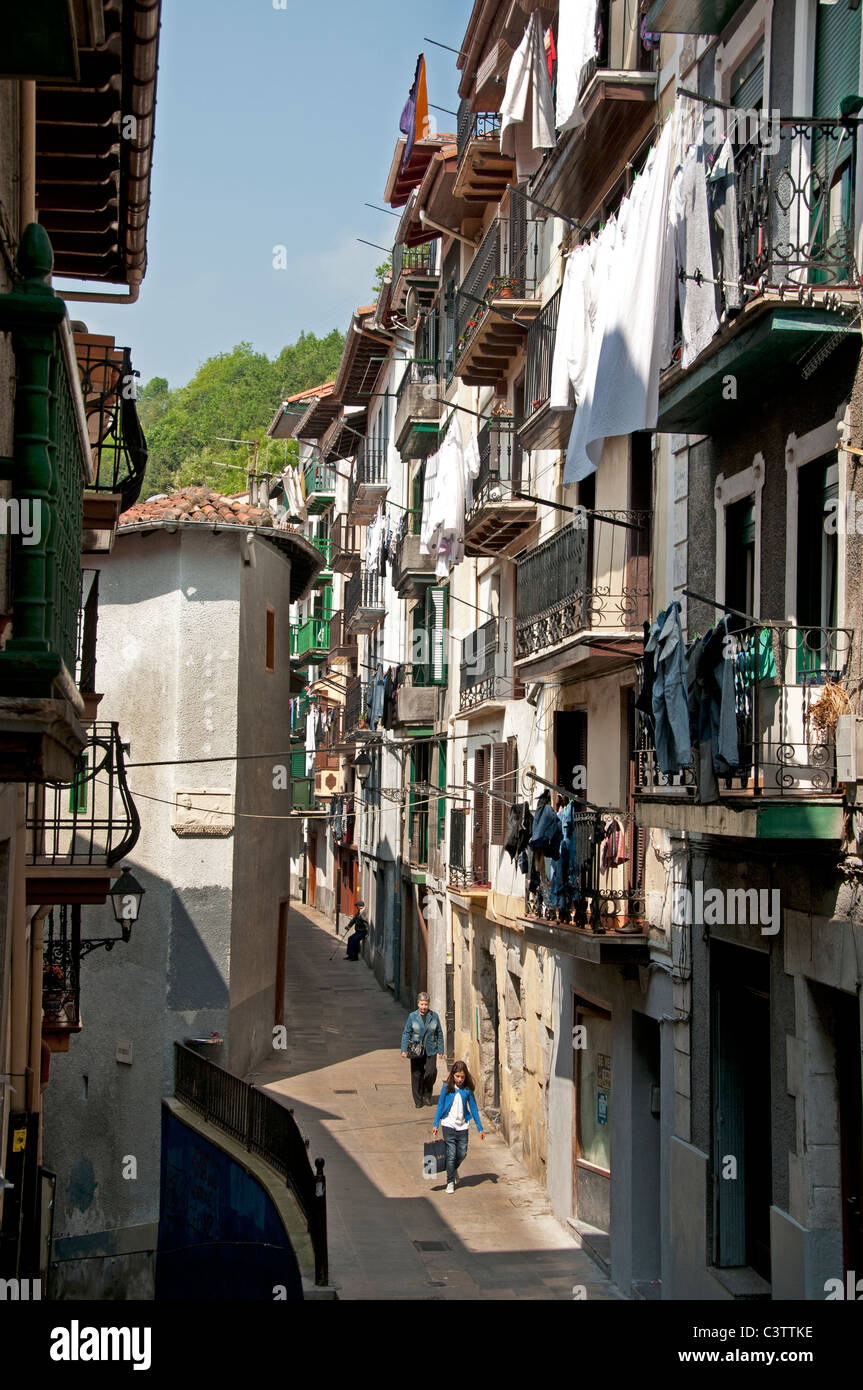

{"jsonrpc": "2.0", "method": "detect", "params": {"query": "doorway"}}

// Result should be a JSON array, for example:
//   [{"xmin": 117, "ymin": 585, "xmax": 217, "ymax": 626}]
[
  {"xmin": 308, "ymin": 834, "xmax": 317, "ymax": 908},
  {"xmin": 631, "ymin": 1012, "xmax": 661, "ymax": 1289},
  {"xmin": 274, "ymin": 900, "xmax": 288, "ymax": 1027},
  {"xmin": 476, "ymin": 944, "xmax": 500, "ymax": 1120},
  {"xmin": 573, "ymin": 995, "xmax": 612, "ymax": 1232},
  {"xmin": 711, "ymin": 940, "xmax": 771, "ymax": 1279},
  {"xmin": 835, "ymin": 991, "xmax": 863, "ymax": 1275}
]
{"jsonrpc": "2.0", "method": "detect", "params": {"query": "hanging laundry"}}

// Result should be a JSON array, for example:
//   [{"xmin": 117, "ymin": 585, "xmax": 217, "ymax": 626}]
[
  {"xmin": 564, "ymin": 117, "xmax": 675, "ymax": 485},
  {"xmin": 399, "ymin": 54, "xmax": 429, "ymax": 173},
  {"xmin": 671, "ymin": 124, "xmax": 720, "ymax": 369},
  {"xmin": 500, "ymin": 11, "xmax": 556, "ymax": 179},
  {"xmin": 543, "ymin": 24, "xmax": 556, "ymax": 81},
  {"xmin": 549, "ymin": 233, "xmax": 600, "ymax": 410},
  {"xmin": 463, "ymin": 429, "xmax": 480, "ymax": 510},
  {"xmin": 645, "ymin": 601, "xmax": 691, "ymax": 776},
  {"xmin": 555, "ymin": 0, "xmax": 599, "ymax": 133},
  {"xmin": 529, "ymin": 791, "xmax": 562, "ymax": 861},
  {"xmin": 709, "ymin": 137, "xmax": 742, "ymax": 316},
  {"xmin": 600, "ymin": 818, "xmax": 628, "ymax": 871}
]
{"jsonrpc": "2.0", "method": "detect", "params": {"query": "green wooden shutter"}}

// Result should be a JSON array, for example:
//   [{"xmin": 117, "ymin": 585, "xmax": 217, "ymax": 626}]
[
  {"xmin": 437, "ymin": 738, "xmax": 447, "ymax": 847},
  {"xmin": 428, "ymin": 584, "xmax": 448, "ymax": 685},
  {"xmin": 814, "ymin": 1, "xmax": 862, "ymax": 120},
  {"xmin": 490, "ymin": 742, "xmax": 507, "ymax": 845},
  {"xmin": 730, "ymin": 41, "xmax": 764, "ymax": 110}
]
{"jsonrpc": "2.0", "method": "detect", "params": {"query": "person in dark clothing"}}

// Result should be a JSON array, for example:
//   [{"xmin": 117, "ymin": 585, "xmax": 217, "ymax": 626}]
[
  {"xmin": 400, "ymin": 992, "xmax": 445, "ymax": 1107},
  {"xmin": 343, "ymin": 901, "xmax": 369, "ymax": 961}
]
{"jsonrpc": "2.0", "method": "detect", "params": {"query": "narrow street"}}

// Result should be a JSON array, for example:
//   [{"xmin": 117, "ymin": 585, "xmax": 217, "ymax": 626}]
[{"xmin": 256, "ymin": 903, "xmax": 624, "ymax": 1301}]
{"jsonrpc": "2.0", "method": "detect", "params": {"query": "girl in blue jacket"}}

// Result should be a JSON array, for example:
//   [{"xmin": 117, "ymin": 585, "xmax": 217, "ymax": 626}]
[{"xmin": 432, "ymin": 1061, "xmax": 484, "ymax": 1193}]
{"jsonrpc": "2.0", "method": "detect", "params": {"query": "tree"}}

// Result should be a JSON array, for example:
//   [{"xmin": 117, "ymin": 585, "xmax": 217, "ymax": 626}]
[
  {"xmin": 138, "ymin": 331, "xmax": 344, "ymax": 498},
  {"xmin": 373, "ymin": 260, "xmax": 392, "ymax": 298}
]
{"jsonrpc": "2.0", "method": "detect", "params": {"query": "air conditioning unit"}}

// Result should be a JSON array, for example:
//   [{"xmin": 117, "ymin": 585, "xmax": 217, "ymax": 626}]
[{"xmin": 314, "ymin": 768, "xmax": 344, "ymax": 799}]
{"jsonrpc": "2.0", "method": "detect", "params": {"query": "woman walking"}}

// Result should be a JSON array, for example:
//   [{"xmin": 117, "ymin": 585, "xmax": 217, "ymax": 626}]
[{"xmin": 432, "ymin": 1060, "xmax": 484, "ymax": 1193}]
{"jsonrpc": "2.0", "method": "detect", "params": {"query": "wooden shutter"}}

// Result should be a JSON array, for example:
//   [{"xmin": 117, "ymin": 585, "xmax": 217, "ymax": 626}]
[
  {"xmin": 428, "ymin": 585, "xmax": 448, "ymax": 684},
  {"xmin": 436, "ymin": 739, "xmax": 447, "ymax": 847},
  {"xmin": 814, "ymin": 3, "xmax": 862, "ymax": 121},
  {"xmin": 473, "ymin": 745, "xmax": 489, "ymax": 883},
  {"xmin": 490, "ymin": 742, "xmax": 507, "ymax": 845}
]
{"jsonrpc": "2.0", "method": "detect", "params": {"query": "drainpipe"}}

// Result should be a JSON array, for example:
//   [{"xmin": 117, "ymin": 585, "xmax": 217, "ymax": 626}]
[
  {"xmin": 9, "ymin": 788, "xmax": 29, "ymax": 1110},
  {"xmin": 19, "ymin": 82, "xmax": 36, "ymax": 231},
  {"xmin": 27, "ymin": 907, "xmax": 49, "ymax": 1118}
]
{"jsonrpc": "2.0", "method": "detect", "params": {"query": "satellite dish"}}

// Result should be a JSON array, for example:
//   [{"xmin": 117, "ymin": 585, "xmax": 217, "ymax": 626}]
[{"xmin": 403, "ymin": 284, "xmax": 423, "ymax": 331}]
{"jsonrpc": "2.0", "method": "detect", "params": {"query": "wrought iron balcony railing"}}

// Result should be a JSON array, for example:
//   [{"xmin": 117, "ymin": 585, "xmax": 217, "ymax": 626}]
[
  {"xmin": 523, "ymin": 807, "xmax": 647, "ymax": 933},
  {"xmin": 348, "ymin": 440, "xmax": 388, "ymax": 516},
  {"xmin": 456, "ymin": 99, "xmax": 503, "ymax": 164},
  {"xmin": 331, "ymin": 513, "xmax": 360, "ymax": 572},
  {"xmin": 466, "ymin": 417, "xmax": 525, "ymax": 524},
  {"xmin": 636, "ymin": 623, "xmax": 855, "ymax": 801},
  {"xmin": 392, "ymin": 240, "xmax": 437, "ymax": 283},
  {"xmin": 515, "ymin": 510, "xmax": 650, "ymax": 661},
  {"xmin": 42, "ymin": 903, "xmax": 82, "ymax": 1033},
  {"xmin": 448, "ymin": 805, "xmax": 488, "ymax": 889},
  {"xmin": 460, "ymin": 618, "xmax": 499, "ymax": 710},
  {"xmin": 75, "ymin": 338, "xmax": 148, "ymax": 510},
  {"xmin": 344, "ymin": 566, "xmax": 386, "ymax": 629},
  {"xmin": 524, "ymin": 287, "xmax": 561, "ymax": 418},
  {"xmin": 344, "ymin": 675, "xmax": 374, "ymax": 735},
  {"xmin": 26, "ymin": 721, "xmax": 141, "ymax": 867},
  {"xmin": 455, "ymin": 207, "xmax": 541, "ymax": 359}
]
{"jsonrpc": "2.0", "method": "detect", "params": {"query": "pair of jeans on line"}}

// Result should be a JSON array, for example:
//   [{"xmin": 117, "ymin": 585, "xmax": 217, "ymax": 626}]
[
  {"xmin": 441, "ymin": 1124, "xmax": 469, "ymax": 1184},
  {"xmin": 410, "ymin": 1054, "xmax": 437, "ymax": 1106}
]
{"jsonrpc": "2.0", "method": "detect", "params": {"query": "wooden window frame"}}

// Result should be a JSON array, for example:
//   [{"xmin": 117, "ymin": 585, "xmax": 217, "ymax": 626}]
[{"xmin": 266, "ymin": 605, "xmax": 276, "ymax": 673}]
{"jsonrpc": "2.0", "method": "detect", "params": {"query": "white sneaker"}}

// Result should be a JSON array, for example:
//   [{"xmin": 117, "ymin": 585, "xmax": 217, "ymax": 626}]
[{"xmin": 445, "ymin": 1182, "xmax": 455, "ymax": 1194}]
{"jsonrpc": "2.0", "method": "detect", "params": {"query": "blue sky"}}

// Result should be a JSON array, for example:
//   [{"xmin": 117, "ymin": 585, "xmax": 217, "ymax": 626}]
[{"xmin": 55, "ymin": 0, "xmax": 473, "ymax": 389}]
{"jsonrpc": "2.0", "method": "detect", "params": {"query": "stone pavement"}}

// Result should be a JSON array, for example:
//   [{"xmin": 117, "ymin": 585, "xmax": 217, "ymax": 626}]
[{"xmin": 254, "ymin": 902, "xmax": 625, "ymax": 1302}]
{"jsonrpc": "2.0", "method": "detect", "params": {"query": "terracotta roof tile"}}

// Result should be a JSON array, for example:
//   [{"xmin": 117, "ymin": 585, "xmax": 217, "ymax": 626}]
[
  {"xmin": 119, "ymin": 486, "xmax": 275, "ymax": 531},
  {"xmin": 285, "ymin": 381, "xmax": 335, "ymax": 404}
]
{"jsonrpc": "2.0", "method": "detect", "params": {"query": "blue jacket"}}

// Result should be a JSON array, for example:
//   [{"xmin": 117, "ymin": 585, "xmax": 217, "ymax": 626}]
[
  {"xmin": 434, "ymin": 1086, "xmax": 483, "ymax": 1132},
  {"xmin": 401, "ymin": 1009, "xmax": 444, "ymax": 1057}
]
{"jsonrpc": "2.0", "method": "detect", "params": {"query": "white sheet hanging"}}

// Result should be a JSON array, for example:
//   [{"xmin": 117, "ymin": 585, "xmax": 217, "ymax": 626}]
[
  {"xmin": 564, "ymin": 118, "xmax": 675, "ymax": 485},
  {"xmin": 671, "ymin": 126, "xmax": 719, "ymax": 369},
  {"xmin": 556, "ymin": 0, "xmax": 598, "ymax": 133},
  {"xmin": 500, "ymin": 11, "xmax": 556, "ymax": 180}
]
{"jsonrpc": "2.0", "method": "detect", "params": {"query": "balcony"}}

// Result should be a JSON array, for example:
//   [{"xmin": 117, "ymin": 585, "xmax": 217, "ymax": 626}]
[
  {"xmin": 0, "ymin": 226, "xmax": 90, "ymax": 782},
  {"xmin": 344, "ymin": 676, "xmax": 374, "ymax": 738},
  {"xmin": 345, "ymin": 567, "xmax": 386, "ymax": 634},
  {"xmin": 447, "ymin": 807, "xmax": 489, "ymax": 893},
  {"xmin": 520, "ymin": 807, "xmax": 649, "ymax": 962},
  {"xmin": 42, "ymin": 904, "xmax": 82, "ymax": 1047},
  {"xmin": 391, "ymin": 239, "xmax": 437, "ymax": 314},
  {"xmin": 515, "ymin": 510, "xmax": 650, "ymax": 676},
  {"xmin": 645, "ymin": 0, "xmax": 748, "ymax": 35},
  {"xmin": 347, "ymin": 439, "xmax": 388, "ymax": 523},
  {"xmin": 464, "ymin": 417, "xmax": 536, "ymax": 555},
  {"xmin": 75, "ymin": 333, "xmax": 148, "ymax": 548},
  {"xmin": 454, "ymin": 100, "xmax": 514, "ymax": 205},
  {"xmin": 302, "ymin": 462, "xmax": 336, "ymax": 515},
  {"xmin": 391, "ymin": 531, "xmax": 436, "ymax": 600},
  {"xmin": 25, "ymin": 721, "xmax": 141, "ymax": 905},
  {"xmin": 331, "ymin": 513, "xmax": 360, "ymax": 574},
  {"xmin": 453, "ymin": 208, "xmax": 541, "ymax": 387},
  {"xmin": 657, "ymin": 119, "xmax": 862, "ymax": 433},
  {"xmin": 309, "ymin": 536, "xmax": 333, "ymax": 587},
  {"xmin": 531, "ymin": 0, "xmax": 656, "ymax": 222},
  {"xmin": 635, "ymin": 623, "xmax": 854, "ymax": 841},
  {"xmin": 519, "ymin": 288, "xmax": 574, "ymax": 452},
  {"xmin": 394, "ymin": 362, "xmax": 442, "ymax": 460},
  {"xmin": 290, "ymin": 615, "xmax": 331, "ymax": 665},
  {"xmin": 325, "ymin": 609, "xmax": 358, "ymax": 668},
  {"xmin": 459, "ymin": 618, "xmax": 522, "ymax": 713}
]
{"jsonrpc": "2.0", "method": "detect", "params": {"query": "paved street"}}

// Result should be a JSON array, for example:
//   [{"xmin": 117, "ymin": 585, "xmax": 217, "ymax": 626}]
[{"xmin": 255, "ymin": 902, "xmax": 624, "ymax": 1301}]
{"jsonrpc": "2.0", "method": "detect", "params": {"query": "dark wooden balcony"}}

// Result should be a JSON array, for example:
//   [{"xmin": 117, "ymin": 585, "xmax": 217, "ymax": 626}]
[
  {"xmin": 331, "ymin": 513, "xmax": 360, "ymax": 574},
  {"xmin": 391, "ymin": 532, "xmax": 436, "ymax": 600},
  {"xmin": 635, "ymin": 623, "xmax": 854, "ymax": 841},
  {"xmin": 530, "ymin": 0, "xmax": 656, "ymax": 223},
  {"xmin": 515, "ymin": 510, "xmax": 650, "ymax": 675},
  {"xmin": 394, "ymin": 363, "xmax": 442, "ymax": 460},
  {"xmin": 347, "ymin": 439, "xmax": 388, "ymax": 523},
  {"xmin": 464, "ymin": 418, "xmax": 536, "ymax": 555},
  {"xmin": 453, "ymin": 205, "xmax": 542, "ymax": 387},
  {"xmin": 453, "ymin": 100, "xmax": 514, "ymax": 205},
  {"xmin": 325, "ymin": 609, "xmax": 358, "ymax": 665},
  {"xmin": 519, "ymin": 287, "xmax": 574, "ymax": 452},
  {"xmin": 75, "ymin": 332, "xmax": 148, "ymax": 549},
  {"xmin": 345, "ymin": 567, "xmax": 386, "ymax": 634},
  {"xmin": 657, "ymin": 118, "xmax": 862, "ymax": 433}
]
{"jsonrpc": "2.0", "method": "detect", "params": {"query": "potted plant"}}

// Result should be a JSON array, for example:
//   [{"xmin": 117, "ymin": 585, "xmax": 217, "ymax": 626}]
[{"xmin": 43, "ymin": 963, "xmax": 67, "ymax": 1020}]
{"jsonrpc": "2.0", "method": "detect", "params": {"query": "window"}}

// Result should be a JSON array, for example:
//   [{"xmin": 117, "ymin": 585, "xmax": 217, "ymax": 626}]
[
  {"xmin": 436, "ymin": 739, "xmax": 447, "ymax": 848},
  {"xmin": 266, "ymin": 606, "xmax": 275, "ymax": 672},
  {"xmin": 442, "ymin": 245, "xmax": 460, "ymax": 384},
  {"xmin": 725, "ymin": 496, "xmax": 755, "ymax": 620},
  {"xmin": 730, "ymin": 39, "xmax": 764, "ymax": 112},
  {"xmin": 574, "ymin": 998, "xmax": 612, "ymax": 1176},
  {"xmin": 813, "ymin": 0, "xmax": 860, "ymax": 279},
  {"xmin": 472, "ymin": 745, "xmax": 491, "ymax": 885},
  {"xmin": 412, "ymin": 584, "xmax": 448, "ymax": 686},
  {"xmin": 409, "ymin": 742, "xmax": 430, "ymax": 866}
]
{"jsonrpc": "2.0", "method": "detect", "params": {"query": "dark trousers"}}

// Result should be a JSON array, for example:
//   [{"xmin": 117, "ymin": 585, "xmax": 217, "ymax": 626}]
[
  {"xmin": 442, "ymin": 1124, "xmax": 469, "ymax": 1183},
  {"xmin": 345, "ymin": 931, "xmax": 365, "ymax": 960},
  {"xmin": 410, "ymin": 1054, "xmax": 437, "ymax": 1106}
]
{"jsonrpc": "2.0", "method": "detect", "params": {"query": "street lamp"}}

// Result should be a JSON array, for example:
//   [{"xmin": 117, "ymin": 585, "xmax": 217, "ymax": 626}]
[
  {"xmin": 353, "ymin": 749, "xmax": 373, "ymax": 784},
  {"xmin": 109, "ymin": 866, "xmax": 146, "ymax": 928}
]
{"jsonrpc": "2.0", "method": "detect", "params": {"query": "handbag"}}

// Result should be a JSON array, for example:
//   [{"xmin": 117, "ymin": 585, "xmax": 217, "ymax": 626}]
[
  {"xmin": 423, "ymin": 1139, "xmax": 446, "ymax": 1179},
  {"xmin": 406, "ymin": 1039, "xmax": 424, "ymax": 1058}
]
